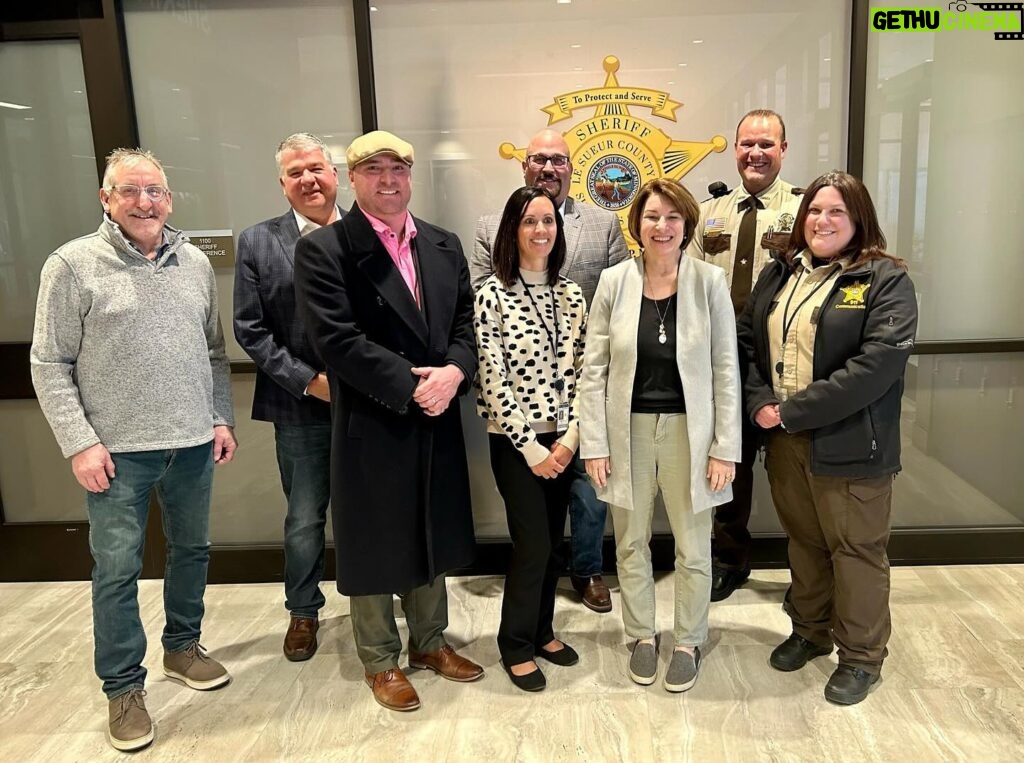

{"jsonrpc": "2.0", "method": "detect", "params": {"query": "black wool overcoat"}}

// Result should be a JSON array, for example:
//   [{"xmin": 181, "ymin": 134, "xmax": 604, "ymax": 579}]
[{"xmin": 294, "ymin": 203, "xmax": 477, "ymax": 596}]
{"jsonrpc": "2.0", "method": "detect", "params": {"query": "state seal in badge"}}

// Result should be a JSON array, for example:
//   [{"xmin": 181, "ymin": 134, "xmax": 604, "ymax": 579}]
[{"xmin": 589, "ymin": 156, "xmax": 639, "ymax": 211}]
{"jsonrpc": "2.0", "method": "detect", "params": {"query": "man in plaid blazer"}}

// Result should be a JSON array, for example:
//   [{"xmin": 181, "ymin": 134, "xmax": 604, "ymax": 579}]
[
  {"xmin": 233, "ymin": 132, "xmax": 345, "ymax": 661},
  {"xmin": 471, "ymin": 128, "xmax": 629, "ymax": 613}
]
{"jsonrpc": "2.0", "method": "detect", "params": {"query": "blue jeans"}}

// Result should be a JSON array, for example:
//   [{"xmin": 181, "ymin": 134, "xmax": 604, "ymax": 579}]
[
  {"xmin": 86, "ymin": 441, "xmax": 214, "ymax": 699},
  {"xmin": 274, "ymin": 423, "xmax": 332, "ymax": 617},
  {"xmin": 568, "ymin": 452, "xmax": 607, "ymax": 577}
]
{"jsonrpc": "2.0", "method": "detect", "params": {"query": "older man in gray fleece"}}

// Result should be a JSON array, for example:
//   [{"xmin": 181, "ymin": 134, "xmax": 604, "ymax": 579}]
[{"xmin": 30, "ymin": 148, "xmax": 236, "ymax": 753}]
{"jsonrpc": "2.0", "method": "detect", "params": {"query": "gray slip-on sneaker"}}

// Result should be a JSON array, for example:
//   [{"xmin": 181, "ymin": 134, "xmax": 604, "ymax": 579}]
[
  {"xmin": 628, "ymin": 639, "xmax": 658, "ymax": 685},
  {"xmin": 664, "ymin": 646, "xmax": 701, "ymax": 693}
]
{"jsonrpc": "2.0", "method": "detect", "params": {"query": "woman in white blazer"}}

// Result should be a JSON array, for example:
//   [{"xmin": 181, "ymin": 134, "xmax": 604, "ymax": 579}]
[{"xmin": 580, "ymin": 178, "xmax": 741, "ymax": 692}]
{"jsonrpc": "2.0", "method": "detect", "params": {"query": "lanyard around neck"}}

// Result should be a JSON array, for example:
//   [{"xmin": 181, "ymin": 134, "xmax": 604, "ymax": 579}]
[
  {"xmin": 780, "ymin": 262, "xmax": 839, "ymax": 344},
  {"xmin": 517, "ymin": 273, "xmax": 563, "ymax": 391}
]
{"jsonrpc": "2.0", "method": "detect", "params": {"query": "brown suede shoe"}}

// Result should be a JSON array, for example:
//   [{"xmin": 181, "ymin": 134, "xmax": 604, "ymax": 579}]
[
  {"xmin": 365, "ymin": 667, "xmax": 420, "ymax": 711},
  {"xmin": 163, "ymin": 641, "xmax": 230, "ymax": 690},
  {"xmin": 408, "ymin": 644, "xmax": 484, "ymax": 682},
  {"xmin": 283, "ymin": 615, "xmax": 319, "ymax": 662},
  {"xmin": 107, "ymin": 688, "xmax": 154, "ymax": 752},
  {"xmin": 571, "ymin": 575, "xmax": 613, "ymax": 613}
]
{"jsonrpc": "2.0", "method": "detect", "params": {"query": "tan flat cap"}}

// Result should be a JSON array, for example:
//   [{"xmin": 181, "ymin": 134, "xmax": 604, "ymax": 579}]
[{"xmin": 346, "ymin": 130, "xmax": 415, "ymax": 168}]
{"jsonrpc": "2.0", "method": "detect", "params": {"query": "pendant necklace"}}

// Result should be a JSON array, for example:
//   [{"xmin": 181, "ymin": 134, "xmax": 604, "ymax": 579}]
[
  {"xmin": 643, "ymin": 261, "xmax": 676, "ymax": 344},
  {"xmin": 653, "ymin": 296, "xmax": 672, "ymax": 344}
]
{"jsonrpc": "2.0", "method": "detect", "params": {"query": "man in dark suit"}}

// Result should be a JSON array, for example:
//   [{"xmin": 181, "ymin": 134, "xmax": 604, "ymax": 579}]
[
  {"xmin": 471, "ymin": 128, "xmax": 629, "ymax": 614},
  {"xmin": 294, "ymin": 130, "xmax": 484, "ymax": 713},
  {"xmin": 234, "ymin": 132, "xmax": 344, "ymax": 661}
]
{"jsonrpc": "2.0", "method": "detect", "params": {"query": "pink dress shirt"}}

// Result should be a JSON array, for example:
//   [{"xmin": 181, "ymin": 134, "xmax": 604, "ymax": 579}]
[{"xmin": 361, "ymin": 208, "xmax": 420, "ymax": 307}]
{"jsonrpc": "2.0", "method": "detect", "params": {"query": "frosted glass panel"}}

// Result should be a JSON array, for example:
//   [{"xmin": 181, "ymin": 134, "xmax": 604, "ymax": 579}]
[
  {"xmin": 0, "ymin": 41, "xmax": 98, "ymax": 341},
  {"xmin": 864, "ymin": 28, "xmax": 1024, "ymax": 340},
  {"xmin": 369, "ymin": 0, "xmax": 851, "ymax": 248},
  {"xmin": 370, "ymin": 0, "xmax": 851, "ymax": 540},
  {"xmin": 123, "ymin": 0, "xmax": 363, "ymax": 361}
]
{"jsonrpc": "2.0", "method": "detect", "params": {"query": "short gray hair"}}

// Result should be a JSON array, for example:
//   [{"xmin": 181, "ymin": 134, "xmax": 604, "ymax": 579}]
[
  {"xmin": 275, "ymin": 132, "xmax": 334, "ymax": 175},
  {"xmin": 102, "ymin": 148, "xmax": 169, "ymax": 190}
]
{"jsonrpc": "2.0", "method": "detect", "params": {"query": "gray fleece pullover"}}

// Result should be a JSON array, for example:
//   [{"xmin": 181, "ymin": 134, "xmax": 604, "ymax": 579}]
[{"xmin": 30, "ymin": 217, "xmax": 234, "ymax": 458}]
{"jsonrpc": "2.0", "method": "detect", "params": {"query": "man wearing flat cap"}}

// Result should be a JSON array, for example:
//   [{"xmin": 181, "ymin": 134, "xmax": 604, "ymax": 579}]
[{"xmin": 294, "ymin": 130, "xmax": 483, "ymax": 712}]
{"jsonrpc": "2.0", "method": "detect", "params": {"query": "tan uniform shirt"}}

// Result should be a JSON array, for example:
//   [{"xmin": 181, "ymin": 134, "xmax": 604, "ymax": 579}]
[
  {"xmin": 687, "ymin": 176, "xmax": 803, "ymax": 290},
  {"xmin": 767, "ymin": 252, "xmax": 849, "ymax": 401}
]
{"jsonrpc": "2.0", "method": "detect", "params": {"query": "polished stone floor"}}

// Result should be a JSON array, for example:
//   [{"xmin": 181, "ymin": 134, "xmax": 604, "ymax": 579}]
[{"xmin": 1, "ymin": 566, "xmax": 1022, "ymax": 761}]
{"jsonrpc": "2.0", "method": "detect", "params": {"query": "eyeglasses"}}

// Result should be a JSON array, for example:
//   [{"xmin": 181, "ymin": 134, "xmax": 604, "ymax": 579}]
[
  {"xmin": 108, "ymin": 184, "xmax": 171, "ymax": 202},
  {"xmin": 526, "ymin": 154, "xmax": 570, "ymax": 169}
]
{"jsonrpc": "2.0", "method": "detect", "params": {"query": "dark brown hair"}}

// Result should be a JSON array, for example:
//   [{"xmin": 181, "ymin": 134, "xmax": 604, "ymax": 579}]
[
  {"xmin": 492, "ymin": 186, "xmax": 566, "ymax": 287},
  {"xmin": 735, "ymin": 109, "xmax": 786, "ymax": 144},
  {"xmin": 628, "ymin": 179, "xmax": 700, "ymax": 252},
  {"xmin": 787, "ymin": 170, "xmax": 907, "ymax": 270}
]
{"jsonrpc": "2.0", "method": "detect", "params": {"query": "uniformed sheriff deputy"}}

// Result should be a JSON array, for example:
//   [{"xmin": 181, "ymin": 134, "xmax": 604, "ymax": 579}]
[{"xmin": 687, "ymin": 108, "xmax": 803, "ymax": 602}]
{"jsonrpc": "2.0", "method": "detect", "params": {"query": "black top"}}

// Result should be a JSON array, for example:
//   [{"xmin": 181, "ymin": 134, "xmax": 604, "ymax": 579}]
[{"xmin": 631, "ymin": 295, "xmax": 686, "ymax": 413}]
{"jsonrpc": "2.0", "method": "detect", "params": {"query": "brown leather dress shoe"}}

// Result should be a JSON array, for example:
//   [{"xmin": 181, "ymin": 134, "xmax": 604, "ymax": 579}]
[
  {"xmin": 283, "ymin": 615, "xmax": 319, "ymax": 662},
  {"xmin": 571, "ymin": 575, "xmax": 613, "ymax": 613},
  {"xmin": 365, "ymin": 667, "xmax": 420, "ymax": 711},
  {"xmin": 408, "ymin": 644, "xmax": 484, "ymax": 682}
]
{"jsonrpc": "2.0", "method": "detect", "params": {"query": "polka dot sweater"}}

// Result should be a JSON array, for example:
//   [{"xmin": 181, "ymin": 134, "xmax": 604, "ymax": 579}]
[{"xmin": 474, "ymin": 269, "xmax": 588, "ymax": 467}]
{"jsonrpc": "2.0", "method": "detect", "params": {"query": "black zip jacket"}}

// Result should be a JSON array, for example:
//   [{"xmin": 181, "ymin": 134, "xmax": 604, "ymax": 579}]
[{"xmin": 736, "ymin": 254, "xmax": 918, "ymax": 477}]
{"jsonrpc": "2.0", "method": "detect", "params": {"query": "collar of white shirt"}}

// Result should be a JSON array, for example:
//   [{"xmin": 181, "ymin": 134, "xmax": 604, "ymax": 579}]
[{"xmin": 293, "ymin": 205, "xmax": 343, "ymax": 237}]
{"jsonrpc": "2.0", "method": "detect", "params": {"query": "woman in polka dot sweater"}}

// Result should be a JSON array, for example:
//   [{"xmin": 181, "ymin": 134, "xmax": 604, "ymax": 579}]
[{"xmin": 474, "ymin": 186, "xmax": 588, "ymax": 693}]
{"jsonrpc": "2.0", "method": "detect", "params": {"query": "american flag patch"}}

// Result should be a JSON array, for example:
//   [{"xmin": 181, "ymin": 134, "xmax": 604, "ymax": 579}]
[{"xmin": 705, "ymin": 218, "xmax": 726, "ymax": 235}]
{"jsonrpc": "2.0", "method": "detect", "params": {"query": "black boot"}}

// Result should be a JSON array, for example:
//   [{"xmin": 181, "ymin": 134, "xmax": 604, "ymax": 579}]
[{"xmin": 824, "ymin": 665, "xmax": 880, "ymax": 705}]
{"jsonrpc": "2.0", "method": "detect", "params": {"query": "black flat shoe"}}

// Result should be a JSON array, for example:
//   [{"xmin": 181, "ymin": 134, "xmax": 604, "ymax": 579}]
[
  {"xmin": 501, "ymin": 660, "xmax": 546, "ymax": 692},
  {"xmin": 535, "ymin": 642, "xmax": 579, "ymax": 667}
]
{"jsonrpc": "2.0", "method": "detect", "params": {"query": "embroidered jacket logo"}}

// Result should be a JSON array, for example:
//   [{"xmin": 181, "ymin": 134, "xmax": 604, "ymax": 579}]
[{"xmin": 837, "ymin": 282, "xmax": 871, "ymax": 309}]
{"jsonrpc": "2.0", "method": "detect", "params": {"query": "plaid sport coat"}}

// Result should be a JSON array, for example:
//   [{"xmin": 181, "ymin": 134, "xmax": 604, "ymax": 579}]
[{"xmin": 233, "ymin": 209, "xmax": 341, "ymax": 425}]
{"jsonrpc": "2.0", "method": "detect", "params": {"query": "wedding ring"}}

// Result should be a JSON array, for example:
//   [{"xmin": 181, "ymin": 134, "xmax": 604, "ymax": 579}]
[{"xmin": 431, "ymin": 397, "xmax": 437, "ymax": 404}]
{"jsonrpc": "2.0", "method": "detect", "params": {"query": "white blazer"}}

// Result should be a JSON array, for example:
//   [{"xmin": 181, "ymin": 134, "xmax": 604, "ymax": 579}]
[{"xmin": 579, "ymin": 255, "xmax": 742, "ymax": 512}]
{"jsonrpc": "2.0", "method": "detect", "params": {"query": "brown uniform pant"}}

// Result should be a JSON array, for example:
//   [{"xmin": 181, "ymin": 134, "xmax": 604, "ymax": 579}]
[{"xmin": 765, "ymin": 430, "xmax": 893, "ymax": 674}]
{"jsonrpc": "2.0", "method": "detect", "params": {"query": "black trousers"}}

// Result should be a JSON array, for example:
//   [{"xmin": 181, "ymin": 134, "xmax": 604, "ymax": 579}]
[
  {"xmin": 489, "ymin": 432, "xmax": 571, "ymax": 665},
  {"xmin": 712, "ymin": 416, "xmax": 757, "ymax": 569}
]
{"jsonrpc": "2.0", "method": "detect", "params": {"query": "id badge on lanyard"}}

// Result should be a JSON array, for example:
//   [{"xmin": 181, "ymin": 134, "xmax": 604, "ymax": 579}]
[{"xmin": 556, "ymin": 401, "xmax": 570, "ymax": 433}]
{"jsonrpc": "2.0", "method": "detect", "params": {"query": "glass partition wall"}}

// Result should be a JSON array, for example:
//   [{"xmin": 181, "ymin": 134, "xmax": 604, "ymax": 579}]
[
  {"xmin": 1, "ymin": 2, "xmax": 1021, "ymax": 581},
  {"xmin": 369, "ymin": 0, "xmax": 852, "ymax": 538}
]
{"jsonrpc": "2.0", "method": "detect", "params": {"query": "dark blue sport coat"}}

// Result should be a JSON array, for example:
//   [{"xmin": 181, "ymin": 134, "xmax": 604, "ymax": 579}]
[{"xmin": 233, "ymin": 209, "xmax": 343, "ymax": 425}]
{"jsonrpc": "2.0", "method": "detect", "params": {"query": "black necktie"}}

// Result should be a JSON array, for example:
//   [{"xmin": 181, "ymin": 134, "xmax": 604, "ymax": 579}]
[{"xmin": 730, "ymin": 195, "xmax": 763, "ymax": 315}]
